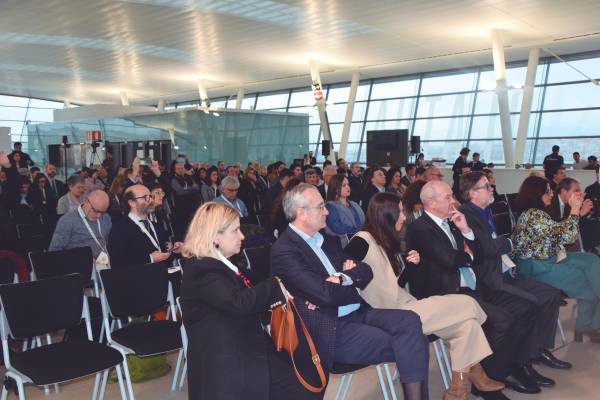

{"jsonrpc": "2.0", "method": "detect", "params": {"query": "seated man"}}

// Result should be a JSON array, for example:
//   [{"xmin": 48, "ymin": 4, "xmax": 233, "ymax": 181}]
[
  {"xmin": 406, "ymin": 181, "xmax": 544, "ymax": 400},
  {"xmin": 214, "ymin": 176, "xmax": 249, "ymax": 218},
  {"xmin": 271, "ymin": 183, "xmax": 429, "ymax": 400},
  {"xmin": 49, "ymin": 190, "xmax": 111, "ymax": 262}
]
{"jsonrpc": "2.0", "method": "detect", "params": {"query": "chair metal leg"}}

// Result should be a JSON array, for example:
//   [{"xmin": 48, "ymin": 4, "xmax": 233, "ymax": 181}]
[
  {"xmin": 15, "ymin": 377, "xmax": 25, "ymax": 400},
  {"xmin": 170, "ymin": 349, "xmax": 184, "ymax": 391},
  {"xmin": 115, "ymin": 365, "xmax": 128, "ymax": 400},
  {"xmin": 557, "ymin": 318, "xmax": 567, "ymax": 345},
  {"xmin": 333, "ymin": 374, "xmax": 347, "ymax": 400},
  {"xmin": 92, "ymin": 372, "xmax": 102, "ymax": 400},
  {"xmin": 178, "ymin": 360, "xmax": 187, "ymax": 391},
  {"xmin": 383, "ymin": 363, "xmax": 398, "ymax": 400},
  {"xmin": 340, "ymin": 374, "xmax": 354, "ymax": 400},
  {"xmin": 98, "ymin": 369, "xmax": 109, "ymax": 400},
  {"xmin": 375, "ymin": 365, "xmax": 390, "ymax": 400},
  {"xmin": 121, "ymin": 357, "xmax": 136, "ymax": 400},
  {"xmin": 433, "ymin": 341, "xmax": 450, "ymax": 390},
  {"xmin": 439, "ymin": 340, "xmax": 452, "ymax": 382},
  {"xmin": 1, "ymin": 383, "xmax": 8, "ymax": 400}
]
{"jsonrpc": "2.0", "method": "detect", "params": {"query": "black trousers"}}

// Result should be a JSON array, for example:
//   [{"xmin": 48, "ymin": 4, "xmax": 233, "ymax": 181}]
[{"xmin": 464, "ymin": 288, "xmax": 538, "ymax": 380}]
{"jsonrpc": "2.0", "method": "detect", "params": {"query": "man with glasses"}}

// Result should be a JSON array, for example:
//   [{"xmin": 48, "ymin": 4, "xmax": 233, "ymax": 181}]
[
  {"xmin": 108, "ymin": 184, "xmax": 171, "ymax": 269},
  {"xmin": 49, "ymin": 190, "xmax": 112, "ymax": 260},
  {"xmin": 458, "ymin": 172, "xmax": 570, "ymax": 399}
]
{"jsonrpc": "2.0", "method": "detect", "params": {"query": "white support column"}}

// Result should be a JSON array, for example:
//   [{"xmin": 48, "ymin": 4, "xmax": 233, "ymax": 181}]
[
  {"xmin": 491, "ymin": 29, "xmax": 514, "ymax": 167},
  {"xmin": 338, "ymin": 71, "xmax": 360, "ymax": 159},
  {"xmin": 309, "ymin": 60, "xmax": 335, "ymax": 162},
  {"xmin": 157, "ymin": 99, "xmax": 166, "ymax": 112},
  {"xmin": 197, "ymin": 81, "xmax": 209, "ymax": 108},
  {"xmin": 119, "ymin": 91, "xmax": 129, "ymax": 106},
  {"xmin": 235, "ymin": 88, "xmax": 244, "ymax": 110},
  {"xmin": 514, "ymin": 48, "xmax": 540, "ymax": 165}
]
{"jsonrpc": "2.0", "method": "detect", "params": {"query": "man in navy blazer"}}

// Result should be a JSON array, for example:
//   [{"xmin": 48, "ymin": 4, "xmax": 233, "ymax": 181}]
[{"xmin": 271, "ymin": 183, "xmax": 429, "ymax": 400}]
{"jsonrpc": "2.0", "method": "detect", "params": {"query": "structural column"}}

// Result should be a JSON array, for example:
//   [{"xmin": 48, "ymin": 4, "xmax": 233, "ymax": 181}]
[
  {"xmin": 338, "ymin": 72, "xmax": 360, "ymax": 159},
  {"xmin": 309, "ymin": 60, "xmax": 334, "ymax": 162},
  {"xmin": 514, "ymin": 48, "xmax": 539, "ymax": 165},
  {"xmin": 235, "ymin": 88, "xmax": 244, "ymax": 110},
  {"xmin": 491, "ymin": 29, "xmax": 515, "ymax": 167}
]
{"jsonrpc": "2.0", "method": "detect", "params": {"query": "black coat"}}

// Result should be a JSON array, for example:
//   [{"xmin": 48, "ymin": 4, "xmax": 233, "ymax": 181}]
[
  {"xmin": 270, "ymin": 228, "xmax": 372, "ymax": 369},
  {"xmin": 107, "ymin": 216, "xmax": 166, "ymax": 269},
  {"xmin": 262, "ymin": 182, "xmax": 283, "ymax": 218},
  {"xmin": 348, "ymin": 175, "xmax": 363, "ymax": 203},
  {"xmin": 360, "ymin": 184, "xmax": 381, "ymax": 212},
  {"xmin": 180, "ymin": 257, "xmax": 285, "ymax": 400},
  {"xmin": 405, "ymin": 212, "xmax": 477, "ymax": 299}
]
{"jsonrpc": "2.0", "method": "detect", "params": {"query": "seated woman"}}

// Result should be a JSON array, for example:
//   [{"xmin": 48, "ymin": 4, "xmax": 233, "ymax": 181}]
[
  {"xmin": 512, "ymin": 175, "xmax": 600, "ymax": 343},
  {"xmin": 345, "ymin": 192, "xmax": 504, "ymax": 400},
  {"xmin": 386, "ymin": 167, "xmax": 405, "ymax": 196},
  {"xmin": 180, "ymin": 202, "xmax": 319, "ymax": 400},
  {"xmin": 324, "ymin": 174, "xmax": 365, "ymax": 247},
  {"xmin": 56, "ymin": 174, "xmax": 85, "ymax": 215}
]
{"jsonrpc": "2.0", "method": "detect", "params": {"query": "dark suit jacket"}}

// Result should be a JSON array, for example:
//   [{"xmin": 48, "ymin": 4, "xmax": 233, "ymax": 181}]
[
  {"xmin": 45, "ymin": 176, "xmax": 67, "ymax": 199},
  {"xmin": 405, "ymin": 212, "xmax": 477, "ymax": 299},
  {"xmin": 460, "ymin": 204, "xmax": 539, "ymax": 303},
  {"xmin": 361, "ymin": 184, "xmax": 381, "ymax": 212},
  {"xmin": 107, "ymin": 216, "xmax": 166, "ymax": 269},
  {"xmin": 317, "ymin": 184, "xmax": 327, "ymax": 200},
  {"xmin": 348, "ymin": 175, "xmax": 363, "ymax": 203},
  {"xmin": 270, "ymin": 228, "xmax": 373, "ymax": 369},
  {"xmin": 262, "ymin": 182, "xmax": 282, "ymax": 217},
  {"xmin": 181, "ymin": 257, "xmax": 285, "ymax": 400},
  {"xmin": 547, "ymin": 195, "xmax": 570, "ymax": 222}
]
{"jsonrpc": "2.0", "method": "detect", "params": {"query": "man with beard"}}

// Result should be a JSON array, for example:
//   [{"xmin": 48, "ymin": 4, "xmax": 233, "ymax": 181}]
[{"xmin": 108, "ymin": 184, "xmax": 171, "ymax": 269}]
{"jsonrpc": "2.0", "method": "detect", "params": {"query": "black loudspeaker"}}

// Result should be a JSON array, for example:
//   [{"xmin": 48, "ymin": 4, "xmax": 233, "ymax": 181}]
[
  {"xmin": 48, "ymin": 144, "xmax": 62, "ymax": 166},
  {"xmin": 322, "ymin": 140, "xmax": 331, "ymax": 156},
  {"xmin": 410, "ymin": 135, "xmax": 421, "ymax": 154},
  {"xmin": 366, "ymin": 130, "xmax": 409, "ymax": 166}
]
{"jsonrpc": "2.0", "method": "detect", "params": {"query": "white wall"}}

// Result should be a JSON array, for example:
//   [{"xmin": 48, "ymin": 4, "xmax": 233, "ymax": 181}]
[{"xmin": 0, "ymin": 127, "xmax": 11, "ymax": 153}]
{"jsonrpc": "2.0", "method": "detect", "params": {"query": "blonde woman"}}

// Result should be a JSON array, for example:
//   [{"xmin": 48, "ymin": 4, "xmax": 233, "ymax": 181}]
[{"xmin": 180, "ymin": 202, "xmax": 319, "ymax": 400}]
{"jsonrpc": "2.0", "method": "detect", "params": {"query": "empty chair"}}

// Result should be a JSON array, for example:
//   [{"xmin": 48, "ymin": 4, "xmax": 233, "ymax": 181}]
[
  {"xmin": 99, "ymin": 263, "xmax": 183, "ymax": 400},
  {"xmin": 331, "ymin": 363, "xmax": 396, "ymax": 400},
  {"xmin": 15, "ymin": 224, "xmax": 49, "ymax": 257},
  {"xmin": 0, "ymin": 273, "xmax": 125, "ymax": 400},
  {"xmin": 243, "ymin": 243, "xmax": 272, "ymax": 283},
  {"xmin": 492, "ymin": 212, "xmax": 513, "ymax": 238},
  {"xmin": 489, "ymin": 200, "xmax": 509, "ymax": 216}
]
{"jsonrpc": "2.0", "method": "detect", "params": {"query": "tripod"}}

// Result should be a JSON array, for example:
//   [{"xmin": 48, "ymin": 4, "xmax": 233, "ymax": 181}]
[{"xmin": 89, "ymin": 142, "xmax": 102, "ymax": 167}]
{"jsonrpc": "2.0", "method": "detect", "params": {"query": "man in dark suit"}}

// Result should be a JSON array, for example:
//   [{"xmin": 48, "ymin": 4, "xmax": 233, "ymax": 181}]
[
  {"xmin": 44, "ymin": 163, "xmax": 67, "ymax": 199},
  {"xmin": 459, "ymin": 172, "xmax": 572, "ymax": 386},
  {"xmin": 271, "ymin": 183, "xmax": 429, "ymax": 400},
  {"xmin": 347, "ymin": 162, "xmax": 364, "ymax": 203},
  {"xmin": 108, "ymin": 184, "xmax": 173, "ymax": 269},
  {"xmin": 262, "ymin": 168, "xmax": 292, "ymax": 217},
  {"xmin": 406, "ymin": 180, "xmax": 541, "ymax": 400},
  {"xmin": 318, "ymin": 165, "xmax": 337, "ymax": 200}
]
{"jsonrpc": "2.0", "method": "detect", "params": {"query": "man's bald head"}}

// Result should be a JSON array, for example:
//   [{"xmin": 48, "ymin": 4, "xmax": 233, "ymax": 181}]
[
  {"xmin": 423, "ymin": 167, "xmax": 443, "ymax": 182},
  {"xmin": 124, "ymin": 184, "xmax": 152, "ymax": 216},
  {"xmin": 82, "ymin": 190, "xmax": 109, "ymax": 220}
]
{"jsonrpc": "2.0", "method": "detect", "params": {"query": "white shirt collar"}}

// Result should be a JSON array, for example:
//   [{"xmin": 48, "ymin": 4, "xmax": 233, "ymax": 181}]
[
  {"xmin": 216, "ymin": 251, "xmax": 239, "ymax": 274},
  {"xmin": 128, "ymin": 211, "xmax": 147, "ymax": 223},
  {"xmin": 424, "ymin": 210, "xmax": 445, "ymax": 227}
]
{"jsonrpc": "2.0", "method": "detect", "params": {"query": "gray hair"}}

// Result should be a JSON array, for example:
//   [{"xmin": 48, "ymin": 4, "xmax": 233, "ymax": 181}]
[
  {"xmin": 67, "ymin": 174, "xmax": 84, "ymax": 187},
  {"xmin": 283, "ymin": 183, "xmax": 316, "ymax": 222},
  {"xmin": 220, "ymin": 176, "xmax": 240, "ymax": 189}
]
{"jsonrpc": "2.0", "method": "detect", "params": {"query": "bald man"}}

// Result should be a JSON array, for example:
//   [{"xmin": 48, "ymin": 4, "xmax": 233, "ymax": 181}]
[
  {"xmin": 423, "ymin": 166, "xmax": 444, "ymax": 182},
  {"xmin": 49, "ymin": 189, "xmax": 112, "ymax": 258}
]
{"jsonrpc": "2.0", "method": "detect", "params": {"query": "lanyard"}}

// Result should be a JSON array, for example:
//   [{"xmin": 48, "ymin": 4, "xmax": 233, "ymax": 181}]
[
  {"xmin": 129, "ymin": 213, "xmax": 161, "ymax": 251},
  {"xmin": 220, "ymin": 195, "xmax": 242, "ymax": 216},
  {"xmin": 216, "ymin": 251, "xmax": 239, "ymax": 273},
  {"xmin": 78, "ymin": 206, "xmax": 107, "ymax": 252}
]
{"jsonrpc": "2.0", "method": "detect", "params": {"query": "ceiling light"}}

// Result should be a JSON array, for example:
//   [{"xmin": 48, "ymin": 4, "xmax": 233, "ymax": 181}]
[
  {"xmin": 510, "ymin": 84, "xmax": 524, "ymax": 89},
  {"xmin": 212, "ymin": 111, "xmax": 220, "ymax": 117},
  {"xmin": 480, "ymin": 82, "xmax": 497, "ymax": 91}
]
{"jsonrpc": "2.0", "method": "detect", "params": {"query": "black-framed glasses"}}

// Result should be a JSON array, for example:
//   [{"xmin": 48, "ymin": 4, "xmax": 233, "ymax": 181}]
[
  {"xmin": 473, "ymin": 183, "xmax": 492, "ymax": 191},
  {"xmin": 301, "ymin": 204, "xmax": 326, "ymax": 212},
  {"xmin": 134, "ymin": 194, "xmax": 154, "ymax": 201}
]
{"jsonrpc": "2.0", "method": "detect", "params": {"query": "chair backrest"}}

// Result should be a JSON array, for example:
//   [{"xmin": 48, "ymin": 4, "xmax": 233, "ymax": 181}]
[
  {"xmin": 0, "ymin": 274, "xmax": 83, "ymax": 339},
  {"xmin": 28, "ymin": 247, "xmax": 93, "ymax": 283},
  {"xmin": 490, "ymin": 201, "xmax": 509, "ymax": 216},
  {"xmin": 99, "ymin": 263, "xmax": 169, "ymax": 320},
  {"xmin": 16, "ymin": 223, "xmax": 50, "ymax": 254},
  {"xmin": 493, "ymin": 212, "xmax": 513, "ymax": 237}
]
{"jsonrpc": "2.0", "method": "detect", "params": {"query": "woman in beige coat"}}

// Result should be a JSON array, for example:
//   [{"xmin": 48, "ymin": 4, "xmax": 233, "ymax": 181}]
[{"xmin": 345, "ymin": 192, "xmax": 503, "ymax": 400}]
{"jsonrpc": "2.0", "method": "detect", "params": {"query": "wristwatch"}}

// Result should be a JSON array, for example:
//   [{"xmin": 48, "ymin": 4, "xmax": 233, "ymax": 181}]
[{"xmin": 338, "ymin": 275, "xmax": 344, "ymax": 284}]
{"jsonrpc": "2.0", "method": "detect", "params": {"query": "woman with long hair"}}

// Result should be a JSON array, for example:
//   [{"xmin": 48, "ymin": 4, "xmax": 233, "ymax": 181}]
[
  {"xmin": 512, "ymin": 175, "xmax": 600, "ymax": 343},
  {"xmin": 180, "ymin": 202, "xmax": 318, "ymax": 400},
  {"xmin": 361, "ymin": 166, "xmax": 386, "ymax": 212},
  {"xmin": 385, "ymin": 167, "xmax": 405, "ymax": 197},
  {"xmin": 345, "ymin": 192, "xmax": 503, "ymax": 400},
  {"xmin": 324, "ymin": 174, "xmax": 364, "ymax": 247},
  {"xmin": 201, "ymin": 166, "xmax": 221, "ymax": 202}
]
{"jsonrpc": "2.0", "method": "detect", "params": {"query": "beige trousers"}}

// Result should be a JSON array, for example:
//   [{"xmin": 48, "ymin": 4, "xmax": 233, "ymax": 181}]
[{"xmin": 399, "ymin": 294, "xmax": 492, "ymax": 371}]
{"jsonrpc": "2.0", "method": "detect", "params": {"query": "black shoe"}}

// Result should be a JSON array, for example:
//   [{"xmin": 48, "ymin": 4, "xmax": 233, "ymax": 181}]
[
  {"xmin": 503, "ymin": 372, "xmax": 541, "ymax": 394},
  {"xmin": 471, "ymin": 387, "xmax": 511, "ymax": 400},
  {"xmin": 521, "ymin": 363, "xmax": 555, "ymax": 387},
  {"xmin": 534, "ymin": 348, "xmax": 573, "ymax": 369}
]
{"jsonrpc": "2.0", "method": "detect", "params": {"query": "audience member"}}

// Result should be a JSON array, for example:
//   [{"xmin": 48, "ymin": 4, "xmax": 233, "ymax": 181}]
[
  {"xmin": 401, "ymin": 164, "xmax": 416, "ymax": 187},
  {"xmin": 107, "ymin": 173, "xmax": 126, "ymax": 223},
  {"xmin": 548, "ymin": 166, "xmax": 566, "ymax": 191},
  {"xmin": 56, "ymin": 175, "xmax": 85, "ymax": 215},
  {"xmin": 452, "ymin": 147, "xmax": 470, "ymax": 192},
  {"xmin": 214, "ymin": 177, "xmax": 249, "ymax": 219},
  {"xmin": 44, "ymin": 163, "xmax": 67, "ymax": 199},
  {"xmin": 8, "ymin": 142, "xmax": 34, "ymax": 168},
  {"xmin": 468, "ymin": 153, "xmax": 486, "ymax": 171},
  {"xmin": 202, "ymin": 166, "xmax": 221, "ymax": 202},
  {"xmin": 585, "ymin": 155, "xmax": 599, "ymax": 172},
  {"xmin": 262, "ymin": 168, "xmax": 292, "ymax": 217},
  {"xmin": 318, "ymin": 165, "xmax": 337, "ymax": 200},
  {"xmin": 348, "ymin": 162, "xmax": 364, "ymax": 203},
  {"xmin": 270, "ymin": 178, "xmax": 303, "ymax": 236},
  {"xmin": 483, "ymin": 169, "xmax": 503, "ymax": 203},
  {"xmin": 324, "ymin": 174, "xmax": 365, "ymax": 247},
  {"xmin": 385, "ymin": 167, "xmax": 404, "ymax": 196},
  {"xmin": 271, "ymin": 183, "xmax": 430, "ymax": 400},
  {"xmin": 49, "ymin": 190, "xmax": 111, "ymax": 260},
  {"xmin": 171, "ymin": 162, "xmax": 202, "ymax": 239},
  {"xmin": 108, "ymin": 184, "xmax": 172, "ymax": 269},
  {"xmin": 346, "ymin": 192, "xmax": 503, "ymax": 400},
  {"xmin": 572, "ymin": 152, "xmax": 587, "ymax": 170},
  {"xmin": 361, "ymin": 166, "xmax": 386, "ymax": 212},
  {"xmin": 512, "ymin": 175, "xmax": 600, "ymax": 343},
  {"xmin": 304, "ymin": 168, "xmax": 319, "ymax": 187},
  {"xmin": 147, "ymin": 182, "xmax": 176, "ymax": 251},
  {"xmin": 543, "ymin": 145, "xmax": 564, "ymax": 180},
  {"xmin": 27, "ymin": 173, "xmax": 57, "ymax": 223},
  {"xmin": 238, "ymin": 166, "xmax": 264, "ymax": 218},
  {"xmin": 423, "ymin": 166, "xmax": 443, "ymax": 182},
  {"xmin": 407, "ymin": 181, "xmax": 544, "ymax": 398}
]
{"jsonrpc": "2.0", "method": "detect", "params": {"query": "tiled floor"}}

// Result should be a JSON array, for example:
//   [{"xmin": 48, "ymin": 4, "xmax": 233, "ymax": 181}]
[{"xmin": 10, "ymin": 300, "xmax": 600, "ymax": 399}]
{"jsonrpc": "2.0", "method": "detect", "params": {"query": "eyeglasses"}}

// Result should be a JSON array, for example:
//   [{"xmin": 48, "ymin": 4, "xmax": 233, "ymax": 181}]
[
  {"xmin": 86, "ymin": 200, "xmax": 105, "ymax": 214},
  {"xmin": 224, "ymin": 188, "xmax": 239, "ymax": 192},
  {"xmin": 301, "ymin": 204, "xmax": 326, "ymax": 212},
  {"xmin": 134, "ymin": 194, "xmax": 154, "ymax": 201},
  {"xmin": 473, "ymin": 183, "xmax": 493, "ymax": 191}
]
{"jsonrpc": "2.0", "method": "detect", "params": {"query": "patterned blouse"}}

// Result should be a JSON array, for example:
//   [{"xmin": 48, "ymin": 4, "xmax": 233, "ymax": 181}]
[{"xmin": 512, "ymin": 208, "xmax": 579, "ymax": 259}]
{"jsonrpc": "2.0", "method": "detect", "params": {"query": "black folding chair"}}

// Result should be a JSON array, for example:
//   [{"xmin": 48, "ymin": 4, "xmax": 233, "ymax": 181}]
[
  {"xmin": 504, "ymin": 193, "xmax": 520, "ymax": 224},
  {"xmin": 243, "ymin": 243, "xmax": 272, "ymax": 284},
  {"xmin": 0, "ymin": 274, "xmax": 125, "ymax": 400},
  {"xmin": 489, "ymin": 200, "xmax": 509, "ymax": 216},
  {"xmin": 493, "ymin": 212, "xmax": 513, "ymax": 238},
  {"xmin": 99, "ymin": 263, "xmax": 183, "ymax": 400},
  {"xmin": 15, "ymin": 224, "xmax": 49, "ymax": 259},
  {"xmin": 28, "ymin": 247, "xmax": 104, "ymax": 342}
]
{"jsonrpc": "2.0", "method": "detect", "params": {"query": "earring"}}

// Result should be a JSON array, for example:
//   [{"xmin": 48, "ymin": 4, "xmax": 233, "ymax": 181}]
[{"xmin": 214, "ymin": 243, "xmax": 220, "ymax": 249}]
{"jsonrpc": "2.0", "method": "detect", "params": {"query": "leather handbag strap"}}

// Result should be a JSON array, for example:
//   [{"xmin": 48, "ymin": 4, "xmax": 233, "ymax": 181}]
[{"xmin": 287, "ymin": 300, "xmax": 327, "ymax": 393}]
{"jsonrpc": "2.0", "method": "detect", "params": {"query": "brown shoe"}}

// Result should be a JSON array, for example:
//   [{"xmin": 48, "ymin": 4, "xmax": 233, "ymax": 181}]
[
  {"xmin": 444, "ymin": 372, "xmax": 469, "ymax": 400},
  {"xmin": 467, "ymin": 363, "xmax": 505, "ymax": 392},
  {"xmin": 574, "ymin": 330, "xmax": 600, "ymax": 343}
]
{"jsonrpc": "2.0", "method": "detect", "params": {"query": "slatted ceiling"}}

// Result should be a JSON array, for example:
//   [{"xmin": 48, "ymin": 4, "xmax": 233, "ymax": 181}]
[{"xmin": 1, "ymin": 0, "xmax": 600, "ymax": 105}]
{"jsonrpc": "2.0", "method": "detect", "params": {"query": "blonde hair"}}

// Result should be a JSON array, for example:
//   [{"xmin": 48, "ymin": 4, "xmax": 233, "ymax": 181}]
[{"xmin": 181, "ymin": 202, "xmax": 240, "ymax": 259}]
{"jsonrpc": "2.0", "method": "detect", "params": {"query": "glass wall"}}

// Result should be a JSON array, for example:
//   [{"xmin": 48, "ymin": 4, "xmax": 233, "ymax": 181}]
[{"xmin": 167, "ymin": 50, "xmax": 600, "ymax": 166}]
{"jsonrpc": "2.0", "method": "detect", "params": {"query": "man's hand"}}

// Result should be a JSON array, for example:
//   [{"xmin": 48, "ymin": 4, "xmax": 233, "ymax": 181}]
[
  {"xmin": 151, "ymin": 251, "xmax": 171, "ymax": 262},
  {"xmin": 150, "ymin": 160, "xmax": 161, "ymax": 177},
  {"xmin": 325, "ymin": 275, "xmax": 340, "ymax": 284},
  {"xmin": 405, "ymin": 250, "xmax": 420, "ymax": 265},
  {"xmin": 580, "ymin": 198, "xmax": 593, "ymax": 217},
  {"xmin": 171, "ymin": 242, "xmax": 183, "ymax": 253},
  {"xmin": 449, "ymin": 206, "xmax": 471, "ymax": 235},
  {"xmin": 342, "ymin": 259, "xmax": 356, "ymax": 271},
  {"xmin": 0, "ymin": 152, "xmax": 10, "ymax": 168},
  {"xmin": 305, "ymin": 301, "xmax": 318, "ymax": 310}
]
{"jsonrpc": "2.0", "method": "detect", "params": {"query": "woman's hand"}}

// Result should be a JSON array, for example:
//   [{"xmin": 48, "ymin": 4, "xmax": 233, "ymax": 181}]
[
  {"xmin": 568, "ymin": 192, "xmax": 584, "ymax": 215},
  {"xmin": 342, "ymin": 259, "xmax": 356, "ymax": 271},
  {"xmin": 275, "ymin": 278, "xmax": 294, "ymax": 302},
  {"xmin": 405, "ymin": 250, "xmax": 420, "ymax": 265}
]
